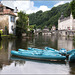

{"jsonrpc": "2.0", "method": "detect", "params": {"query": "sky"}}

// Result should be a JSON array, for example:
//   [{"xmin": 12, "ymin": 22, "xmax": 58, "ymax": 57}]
[{"xmin": 0, "ymin": 0, "xmax": 71, "ymax": 14}]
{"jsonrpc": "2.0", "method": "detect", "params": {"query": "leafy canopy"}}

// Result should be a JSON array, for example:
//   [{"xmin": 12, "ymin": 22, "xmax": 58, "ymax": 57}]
[
  {"xmin": 29, "ymin": 3, "xmax": 71, "ymax": 29},
  {"xmin": 16, "ymin": 11, "xmax": 28, "ymax": 36},
  {"xmin": 70, "ymin": 0, "xmax": 75, "ymax": 19},
  {"xmin": 16, "ymin": 11, "xmax": 28, "ymax": 32}
]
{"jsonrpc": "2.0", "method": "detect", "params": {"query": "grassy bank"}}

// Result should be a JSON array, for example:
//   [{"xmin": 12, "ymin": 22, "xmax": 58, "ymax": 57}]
[{"xmin": 1, "ymin": 35, "xmax": 16, "ymax": 39}]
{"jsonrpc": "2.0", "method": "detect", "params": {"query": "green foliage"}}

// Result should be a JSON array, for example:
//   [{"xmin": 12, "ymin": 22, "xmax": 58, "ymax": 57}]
[
  {"xmin": 4, "ymin": 26, "xmax": 8, "ymax": 35},
  {"xmin": 73, "ymin": 36, "xmax": 75, "ymax": 41},
  {"xmin": 16, "ymin": 11, "xmax": 28, "ymax": 36},
  {"xmin": 1, "ymin": 35, "xmax": 9, "ymax": 37},
  {"xmin": 0, "ymin": 30, "xmax": 2, "ymax": 40},
  {"xmin": 16, "ymin": 27, "xmax": 22, "ymax": 37},
  {"xmin": 0, "ymin": 30, "xmax": 3, "ymax": 35},
  {"xmin": 70, "ymin": 0, "xmax": 75, "ymax": 19},
  {"xmin": 29, "ymin": 3, "xmax": 71, "ymax": 29},
  {"xmin": 28, "ymin": 24, "xmax": 36, "ymax": 31},
  {"xmin": 0, "ymin": 41, "xmax": 2, "ymax": 49}
]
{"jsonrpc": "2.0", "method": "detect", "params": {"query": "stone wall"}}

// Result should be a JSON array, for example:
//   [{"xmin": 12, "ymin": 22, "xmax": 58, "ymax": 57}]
[
  {"xmin": 0, "ymin": 15, "xmax": 9, "ymax": 32},
  {"xmin": 72, "ymin": 19, "xmax": 75, "ymax": 30},
  {"xmin": 58, "ymin": 30, "xmax": 75, "ymax": 37}
]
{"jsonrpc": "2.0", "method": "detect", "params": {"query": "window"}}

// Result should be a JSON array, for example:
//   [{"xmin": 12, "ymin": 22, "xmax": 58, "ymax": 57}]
[
  {"xmin": 72, "ymin": 32, "xmax": 74, "ymax": 35},
  {"xmin": 0, "ymin": 7, "xmax": 3, "ymax": 12},
  {"xmin": 10, "ymin": 16, "xmax": 12, "ymax": 22},
  {"xmin": 66, "ymin": 32, "xmax": 67, "ymax": 35},
  {"xmin": 10, "ymin": 16, "xmax": 15, "ymax": 22},
  {"xmin": 67, "ymin": 27, "xmax": 70, "ymax": 30},
  {"xmin": 12, "ymin": 16, "xmax": 15, "ymax": 22}
]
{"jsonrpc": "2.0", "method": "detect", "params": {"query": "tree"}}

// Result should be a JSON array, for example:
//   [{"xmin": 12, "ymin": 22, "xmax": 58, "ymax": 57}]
[
  {"xmin": 16, "ymin": 11, "xmax": 28, "ymax": 36},
  {"xmin": 70, "ymin": 0, "xmax": 75, "ymax": 19},
  {"xmin": 5, "ymin": 26, "xmax": 8, "ymax": 35},
  {"xmin": 29, "ymin": 3, "xmax": 71, "ymax": 29}
]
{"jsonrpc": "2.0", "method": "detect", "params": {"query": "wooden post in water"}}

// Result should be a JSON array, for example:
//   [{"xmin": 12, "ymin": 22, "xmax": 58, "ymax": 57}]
[{"xmin": 0, "ymin": 33, "xmax": 2, "ymax": 40}]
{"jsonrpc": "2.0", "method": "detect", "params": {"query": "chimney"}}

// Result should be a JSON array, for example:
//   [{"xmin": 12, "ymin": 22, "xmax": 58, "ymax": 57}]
[
  {"xmin": 14, "ymin": 7, "xmax": 18, "ymax": 13},
  {"xmin": 0, "ymin": 1, "xmax": 3, "ymax": 6}
]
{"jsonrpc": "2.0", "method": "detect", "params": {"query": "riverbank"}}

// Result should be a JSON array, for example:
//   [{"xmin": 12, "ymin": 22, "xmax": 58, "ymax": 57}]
[
  {"xmin": 1, "ymin": 35, "xmax": 16, "ymax": 40},
  {"xmin": 1, "ymin": 34, "xmax": 34, "ymax": 40}
]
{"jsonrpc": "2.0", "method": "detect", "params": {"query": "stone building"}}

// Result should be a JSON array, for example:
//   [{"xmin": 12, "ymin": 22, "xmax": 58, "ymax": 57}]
[
  {"xmin": 51, "ymin": 25, "xmax": 56, "ymax": 31},
  {"xmin": 42, "ymin": 26, "xmax": 49, "ymax": 32},
  {"xmin": 42, "ymin": 26, "xmax": 51, "ymax": 35},
  {"xmin": 0, "ymin": 2, "xmax": 17, "ymax": 34},
  {"xmin": 58, "ymin": 13, "xmax": 75, "ymax": 30},
  {"xmin": 58, "ymin": 13, "xmax": 75, "ymax": 36}
]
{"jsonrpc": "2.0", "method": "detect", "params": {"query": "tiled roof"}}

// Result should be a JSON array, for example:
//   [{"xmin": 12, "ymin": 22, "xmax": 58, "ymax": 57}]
[
  {"xmin": 0, "ymin": 8, "xmax": 16, "ymax": 16},
  {"xmin": 0, "ymin": 3, "xmax": 16, "ymax": 16},
  {"xmin": 0, "ymin": 12, "xmax": 16, "ymax": 16}
]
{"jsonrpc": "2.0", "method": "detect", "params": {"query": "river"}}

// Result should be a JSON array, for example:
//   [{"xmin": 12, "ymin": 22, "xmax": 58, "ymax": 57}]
[{"xmin": 0, "ymin": 35, "xmax": 75, "ymax": 74}]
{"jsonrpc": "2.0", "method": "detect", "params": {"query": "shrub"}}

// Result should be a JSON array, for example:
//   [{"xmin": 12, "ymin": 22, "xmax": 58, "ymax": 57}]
[
  {"xmin": 0, "ymin": 30, "xmax": 3, "ymax": 35},
  {"xmin": 5, "ymin": 26, "xmax": 8, "ymax": 35}
]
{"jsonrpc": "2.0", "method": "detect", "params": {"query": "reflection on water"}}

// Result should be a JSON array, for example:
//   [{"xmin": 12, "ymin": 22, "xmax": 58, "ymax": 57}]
[
  {"xmin": 10, "ymin": 56, "xmax": 66, "ymax": 65},
  {"xmin": 69, "ymin": 63, "xmax": 75, "ymax": 74},
  {"xmin": 58, "ymin": 36, "xmax": 74, "ymax": 50},
  {"xmin": 0, "ymin": 35, "xmax": 75, "ymax": 74}
]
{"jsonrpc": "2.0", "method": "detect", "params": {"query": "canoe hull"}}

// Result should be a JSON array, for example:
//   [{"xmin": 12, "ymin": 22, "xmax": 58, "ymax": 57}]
[
  {"xmin": 18, "ymin": 48, "xmax": 59, "ymax": 54},
  {"xmin": 11, "ymin": 50, "xmax": 66, "ymax": 61},
  {"xmin": 67, "ymin": 49, "xmax": 75, "ymax": 55},
  {"xmin": 69, "ymin": 52, "xmax": 75, "ymax": 62}
]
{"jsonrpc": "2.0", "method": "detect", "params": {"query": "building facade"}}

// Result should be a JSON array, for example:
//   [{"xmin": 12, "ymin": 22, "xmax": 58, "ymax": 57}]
[
  {"xmin": 51, "ymin": 25, "xmax": 56, "ymax": 31},
  {"xmin": 58, "ymin": 13, "xmax": 75, "ymax": 30},
  {"xmin": 58, "ymin": 13, "xmax": 75, "ymax": 36},
  {"xmin": 0, "ymin": 3, "xmax": 17, "ymax": 34}
]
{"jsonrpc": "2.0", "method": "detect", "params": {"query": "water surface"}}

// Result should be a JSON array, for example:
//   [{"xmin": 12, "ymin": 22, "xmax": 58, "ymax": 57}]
[{"xmin": 0, "ymin": 35, "xmax": 75, "ymax": 74}]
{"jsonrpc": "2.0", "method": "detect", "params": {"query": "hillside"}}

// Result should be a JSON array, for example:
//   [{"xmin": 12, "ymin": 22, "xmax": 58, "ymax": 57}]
[{"xmin": 29, "ymin": 3, "xmax": 71, "ymax": 29}]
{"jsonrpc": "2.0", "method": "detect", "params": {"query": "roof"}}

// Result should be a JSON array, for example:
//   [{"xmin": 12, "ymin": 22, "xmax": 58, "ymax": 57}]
[
  {"xmin": 0, "ymin": 12, "xmax": 16, "ymax": 16},
  {"xmin": 44, "ymin": 26, "xmax": 49, "ymax": 29},
  {"xmin": 0, "ymin": 3, "xmax": 16, "ymax": 16}
]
